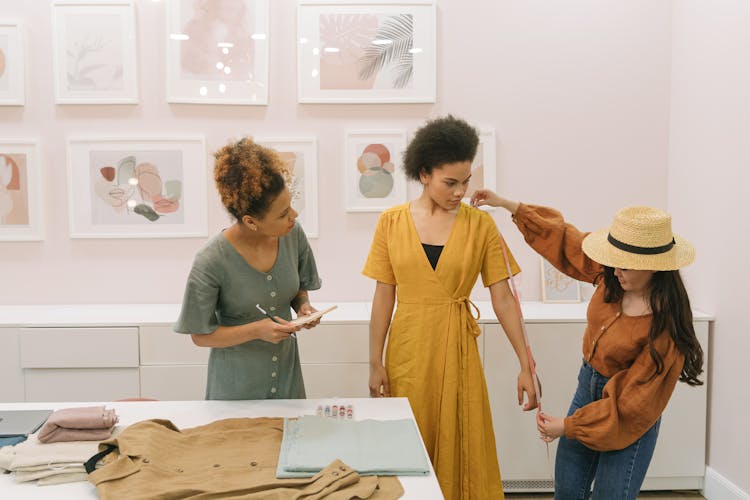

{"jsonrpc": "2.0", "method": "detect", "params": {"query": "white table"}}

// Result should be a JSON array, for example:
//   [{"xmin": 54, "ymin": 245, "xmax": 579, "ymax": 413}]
[{"xmin": 0, "ymin": 398, "xmax": 444, "ymax": 499}]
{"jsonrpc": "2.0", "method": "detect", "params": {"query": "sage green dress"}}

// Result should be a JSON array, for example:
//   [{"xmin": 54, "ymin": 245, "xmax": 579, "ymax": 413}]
[{"xmin": 174, "ymin": 223, "xmax": 321, "ymax": 400}]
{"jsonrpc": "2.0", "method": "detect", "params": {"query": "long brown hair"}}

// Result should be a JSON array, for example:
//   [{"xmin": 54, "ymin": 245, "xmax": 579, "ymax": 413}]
[{"xmin": 599, "ymin": 267, "xmax": 703, "ymax": 386}]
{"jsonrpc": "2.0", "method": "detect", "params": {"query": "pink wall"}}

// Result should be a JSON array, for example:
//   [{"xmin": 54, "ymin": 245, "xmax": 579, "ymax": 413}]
[
  {"xmin": 0, "ymin": 0, "xmax": 671, "ymax": 305},
  {"xmin": 669, "ymin": 0, "xmax": 750, "ymax": 493}
]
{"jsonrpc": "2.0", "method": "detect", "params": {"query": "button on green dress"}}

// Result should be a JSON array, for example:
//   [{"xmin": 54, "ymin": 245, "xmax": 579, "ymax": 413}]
[{"xmin": 174, "ymin": 223, "xmax": 321, "ymax": 400}]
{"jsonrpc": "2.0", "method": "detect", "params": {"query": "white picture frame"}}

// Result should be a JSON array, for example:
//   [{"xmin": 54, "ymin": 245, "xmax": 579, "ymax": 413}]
[
  {"xmin": 540, "ymin": 257, "xmax": 581, "ymax": 303},
  {"xmin": 0, "ymin": 20, "xmax": 25, "ymax": 106},
  {"xmin": 255, "ymin": 137, "xmax": 319, "ymax": 238},
  {"xmin": 166, "ymin": 0, "xmax": 269, "ymax": 105},
  {"xmin": 52, "ymin": 0, "xmax": 139, "ymax": 104},
  {"xmin": 345, "ymin": 130, "xmax": 407, "ymax": 212},
  {"xmin": 0, "ymin": 140, "xmax": 42, "ymax": 241},
  {"xmin": 463, "ymin": 128, "xmax": 496, "ymax": 205},
  {"xmin": 66, "ymin": 137, "xmax": 208, "ymax": 238},
  {"xmin": 297, "ymin": 0, "xmax": 436, "ymax": 103}
]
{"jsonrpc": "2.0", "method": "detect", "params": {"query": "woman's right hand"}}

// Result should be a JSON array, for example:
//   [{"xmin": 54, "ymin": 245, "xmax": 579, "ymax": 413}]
[
  {"xmin": 470, "ymin": 190, "xmax": 519, "ymax": 214},
  {"xmin": 256, "ymin": 318, "xmax": 301, "ymax": 344},
  {"xmin": 369, "ymin": 364, "xmax": 391, "ymax": 397}
]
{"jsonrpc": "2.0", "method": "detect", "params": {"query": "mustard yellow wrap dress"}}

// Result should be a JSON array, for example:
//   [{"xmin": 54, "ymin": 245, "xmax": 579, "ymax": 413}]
[{"xmin": 363, "ymin": 202, "xmax": 520, "ymax": 500}]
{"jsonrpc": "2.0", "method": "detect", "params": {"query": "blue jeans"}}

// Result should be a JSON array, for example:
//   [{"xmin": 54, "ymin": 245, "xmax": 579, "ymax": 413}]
[{"xmin": 554, "ymin": 361, "xmax": 661, "ymax": 500}]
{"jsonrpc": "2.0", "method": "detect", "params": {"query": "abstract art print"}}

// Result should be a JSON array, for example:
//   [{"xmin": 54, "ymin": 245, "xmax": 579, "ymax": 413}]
[
  {"xmin": 167, "ymin": 0, "xmax": 269, "ymax": 104},
  {"xmin": 0, "ymin": 20, "xmax": 25, "ymax": 105},
  {"xmin": 67, "ymin": 137, "xmax": 207, "ymax": 238},
  {"xmin": 345, "ymin": 130, "xmax": 407, "ymax": 212},
  {"xmin": 463, "ymin": 128, "xmax": 496, "ymax": 205},
  {"xmin": 52, "ymin": 0, "xmax": 138, "ymax": 104},
  {"xmin": 541, "ymin": 257, "xmax": 581, "ymax": 303},
  {"xmin": 297, "ymin": 0, "xmax": 436, "ymax": 103},
  {"xmin": 0, "ymin": 140, "xmax": 42, "ymax": 241},
  {"xmin": 255, "ymin": 137, "xmax": 319, "ymax": 237}
]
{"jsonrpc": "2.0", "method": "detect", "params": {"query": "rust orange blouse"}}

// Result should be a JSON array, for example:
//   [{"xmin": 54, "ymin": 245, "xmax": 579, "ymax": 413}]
[{"xmin": 513, "ymin": 203, "xmax": 685, "ymax": 452}]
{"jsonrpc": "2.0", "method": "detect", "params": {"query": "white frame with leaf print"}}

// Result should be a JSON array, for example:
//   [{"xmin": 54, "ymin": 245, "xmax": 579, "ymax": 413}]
[
  {"xmin": 540, "ymin": 257, "xmax": 581, "ymax": 303},
  {"xmin": 52, "ymin": 0, "xmax": 138, "ymax": 104},
  {"xmin": 0, "ymin": 20, "xmax": 25, "ymax": 106},
  {"xmin": 463, "ymin": 128, "xmax": 497, "ymax": 206},
  {"xmin": 255, "ymin": 137, "xmax": 319, "ymax": 238},
  {"xmin": 66, "ymin": 137, "xmax": 207, "ymax": 238},
  {"xmin": 166, "ymin": 0, "xmax": 269, "ymax": 105},
  {"xmin": 297, "ymin": 0, "xmax": 436, "ymax": 103},
  {"xmin": 345, "ymin": 130, "xmax": 407, "ymax": 212},
  {"xmin": 0, "ymin": 140, "xmax": 43, "ymax": 241}
]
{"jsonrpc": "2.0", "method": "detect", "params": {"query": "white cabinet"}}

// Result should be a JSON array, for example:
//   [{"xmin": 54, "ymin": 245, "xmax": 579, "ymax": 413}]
[
  {"xmin": 298, "ymin": 323, "xmax": 370, "ymax": 398},
  {"xmin": 484, "ymin": 320, "xmax": 709, "ymax": 492},
  {"xmin": 0, "ymin": 328, "xmax": 25, "ymax": 402},
  {"xmin": 19, "ymin": 327, "xmax": 140, "ymax": 402},
  {"xmin": 0, "ymin": 303, "xmax": 711, "ymax": 492}
]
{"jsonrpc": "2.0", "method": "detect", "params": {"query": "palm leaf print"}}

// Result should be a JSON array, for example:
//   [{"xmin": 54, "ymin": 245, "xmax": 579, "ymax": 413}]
[{"xmin": 357, "ymin": 14, "xmax": 414, "ymax": 89}]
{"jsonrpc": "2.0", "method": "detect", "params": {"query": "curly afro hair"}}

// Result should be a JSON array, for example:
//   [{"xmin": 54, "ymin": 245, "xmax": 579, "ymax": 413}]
[
  {"xmin": 402, "ymin": 115, "xmax": 480, "ymax": 181},
  {"xmin": 213, "ymin": 137, "xmax": 289, "ymax": 220}
]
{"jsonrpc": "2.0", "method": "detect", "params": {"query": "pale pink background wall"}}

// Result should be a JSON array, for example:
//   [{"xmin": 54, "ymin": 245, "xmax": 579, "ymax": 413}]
[
  {"xmin": 669, "ymin": 0, "xmax": 750, "ymax": 493},
  {"xmin": 0, "ymin": 0, "xmax": 671, "ymax": 305}
]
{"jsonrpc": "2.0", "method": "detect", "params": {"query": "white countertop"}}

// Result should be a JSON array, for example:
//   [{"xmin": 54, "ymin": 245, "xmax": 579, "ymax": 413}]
[
  {"xmin": 0, "ymin": 301, "xmax": 713, "ymax": 328},
  {"xmin": 0, "ymin": 398, "xmax": 444, "ymax": 499}
]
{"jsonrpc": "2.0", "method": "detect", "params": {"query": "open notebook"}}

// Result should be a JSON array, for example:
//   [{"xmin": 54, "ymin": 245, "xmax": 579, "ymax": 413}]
[
  {"xmin": 289, "ymin": 305, "xmax": 338, "ymax": 326},
  {"xmin": 0, "ymin": 409, "xmax": 53, "ymax": 437}
]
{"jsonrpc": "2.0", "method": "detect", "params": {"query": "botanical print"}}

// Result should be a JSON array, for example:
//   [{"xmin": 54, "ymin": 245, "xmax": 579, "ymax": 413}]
[
  {"xmin": 542, "ymin": 258, "xmax": 580, "ymax": 302},
  {"xmin": 277, "ymin": 151, "xmax": 307, "ymax": 221},
  {"xmin": 0, "ymin": 153, "xmax": 29, "ymax": 225},
  {"xmin": 179, "ymin": 0, "xmax": 255, "ymax": 82},
  {"xmin": 320, "ymin": 13, "xmax": 414, "ymax": 90},
  {"xmin": 355, "ymin": 143, "xmax": 395, "ymax": 199},
  {"xmin": 89, "ymin": 150, "xmax": 184, "ymax": 225},
  {"xmin": 65, "ymin": 13, "xmax": 124, "ymax": 92},
  {"xmin": 465, "ymin": 143, "xmax": 485, "ymax": 201},
  {"xmin": 0, "ymin": 35, "xmax": 9, "ymax": 92}
]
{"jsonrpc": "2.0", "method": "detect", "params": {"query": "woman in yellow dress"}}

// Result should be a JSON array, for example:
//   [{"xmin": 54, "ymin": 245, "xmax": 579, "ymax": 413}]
[{"xmin": 363, "ymin": 116, "xmax": 538, "ymax": 500}]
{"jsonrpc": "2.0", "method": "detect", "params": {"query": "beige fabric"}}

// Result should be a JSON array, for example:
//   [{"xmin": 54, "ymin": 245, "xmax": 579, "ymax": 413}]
[
  {"xmin": 0, "ymin": 432, "xmax": 104, "ymax": 485},
  {"xmin": 89, "ymin": 417, "xmax": 403, "ymax": 500}
]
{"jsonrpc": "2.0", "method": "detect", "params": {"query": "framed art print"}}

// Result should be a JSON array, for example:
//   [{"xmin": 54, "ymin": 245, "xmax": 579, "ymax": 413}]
[
  {"xmin": 464, "ymin": 128, "xmax": 496, "ymax": 204},
  {"xmin": 66, "ymin": 137, "xmax": 207, "ymax": 238},
  {"xmin": 0, "ymin": 140, "xmax": 42, "ymax": 241},
  {"xmin": 255, "ymin": 137, "xmax": 319, "ymax": 237},
  {"xmin": 0, "ymin": 20, "xmax": 25, "ymax": 105},
  {"xmin": 541, "ymin": 257, "xmax": 581, "ymax": 303},
  {"xmin": 52, "ymin": 0, "xmax": 138, "ymax": 104},
  {"xmin": 167, "ymin": 0, "xmax": 269, "ymax": 104},
  {"xmin": 297, "ymin": 0, "xmax": 436, "ymax": 103},
  {"xmin": 345, "ymin": 130, "xmax": 407, "ymax": 212}
]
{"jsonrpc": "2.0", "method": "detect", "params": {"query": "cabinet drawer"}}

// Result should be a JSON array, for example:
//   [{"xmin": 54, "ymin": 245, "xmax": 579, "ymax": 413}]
[
  {"xmin": 140, "ymin": 326, "xmax": 209, "ymax": 365},
  {"xmin": 24, "ymin": 368, "xmax": 140, "ymax": 402},
  {"xmin": 140, "ymin": 365, "xmax": 208, "ymax": 400},
  {"xmin": 301, "ymin": 363, "xmax": 369, "ymax": 398},
  {"xmin": 20, "ymin": 328, "xmax": 139, "ymax": 368},
  {"xmin": 297, "ymin": 324, "xmax": 368, "ymax": 363}
]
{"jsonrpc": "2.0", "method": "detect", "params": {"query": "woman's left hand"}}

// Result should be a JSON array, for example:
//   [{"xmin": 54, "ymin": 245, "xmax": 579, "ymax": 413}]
[
  {"xmin": 296, "ymin": 303, "xmax": 320, "ymax": 329},
  {"xmin": 537, "ymin": 412, "xmax": 564, "ymax": 443},
  {"xmin": 517, "ymin": 370, "xmax": 538, "ymax": 411}
]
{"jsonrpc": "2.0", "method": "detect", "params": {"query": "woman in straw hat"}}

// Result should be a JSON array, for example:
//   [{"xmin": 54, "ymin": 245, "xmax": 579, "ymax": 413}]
[{"xmin": 470, "ymin": 191, "xmax": 704, "ymax": 500}]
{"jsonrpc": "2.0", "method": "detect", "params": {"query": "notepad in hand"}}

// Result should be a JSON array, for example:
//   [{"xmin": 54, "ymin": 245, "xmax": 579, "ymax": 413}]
[{"xmin": 289, "ymin": 305, "xmax": 337, "ymax": 326}]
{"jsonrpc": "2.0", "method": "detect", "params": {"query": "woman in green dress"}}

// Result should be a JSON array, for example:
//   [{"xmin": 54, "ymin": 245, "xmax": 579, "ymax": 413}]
[{"xmin": 175, "ymin": 137, "xmax": 322, "ymax": 400}]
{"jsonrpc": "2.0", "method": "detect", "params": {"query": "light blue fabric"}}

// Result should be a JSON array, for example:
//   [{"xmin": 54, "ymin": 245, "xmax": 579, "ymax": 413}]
[{"xmin": 277, "ymin": 416, "xmax": 431, "ymax": 478}]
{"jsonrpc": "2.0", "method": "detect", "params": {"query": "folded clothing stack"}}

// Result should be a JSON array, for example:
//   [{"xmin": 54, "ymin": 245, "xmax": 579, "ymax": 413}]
[
  {"xmin": 37, "ymin": 406, "xmax": 118, "ymax": 444},
  {"xmin": 0, "ymin": 433, "xmax": 108, "ymax": 485},
  {"xmin": 277, "ymin": 415, "xmax": 431, "ymax": 478}
]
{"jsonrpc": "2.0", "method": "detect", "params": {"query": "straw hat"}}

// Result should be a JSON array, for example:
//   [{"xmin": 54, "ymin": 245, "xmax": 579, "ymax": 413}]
[{"xmin": 581, "ymin": 206, "xmax": 695, "ymax": 271}]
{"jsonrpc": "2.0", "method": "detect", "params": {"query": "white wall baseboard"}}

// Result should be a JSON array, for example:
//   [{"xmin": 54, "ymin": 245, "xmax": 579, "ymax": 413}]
[{"xmin": 704, "ymin": 466, "xmax": 750, "ymax": 500}]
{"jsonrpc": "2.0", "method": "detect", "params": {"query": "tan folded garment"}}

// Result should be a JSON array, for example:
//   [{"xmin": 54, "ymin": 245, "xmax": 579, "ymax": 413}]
[{"xmin": 38, "ymin": 407, "xmax": 118, "ymax": 444}]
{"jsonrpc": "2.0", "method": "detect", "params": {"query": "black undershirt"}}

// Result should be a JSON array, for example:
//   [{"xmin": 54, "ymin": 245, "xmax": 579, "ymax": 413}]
[{"xmin": 422, "ymin": 243, "xmax": 444, "ymax": 270}]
